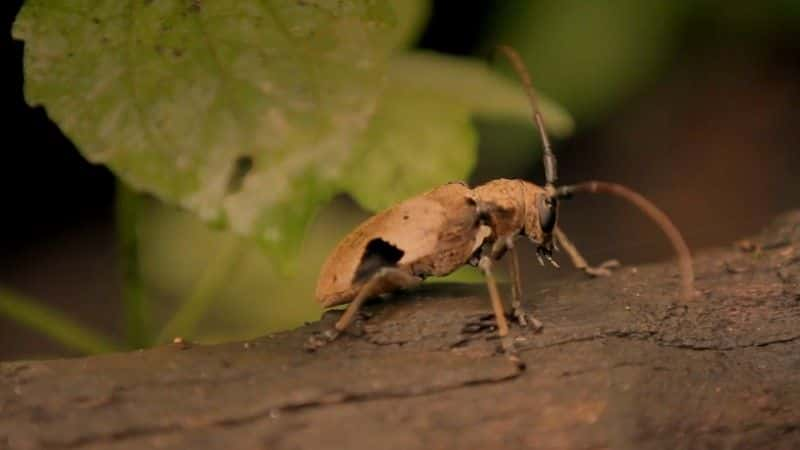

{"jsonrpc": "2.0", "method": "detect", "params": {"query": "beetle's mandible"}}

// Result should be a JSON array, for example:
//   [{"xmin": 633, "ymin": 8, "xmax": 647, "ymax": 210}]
[{"xmin": 307, "ymin": 46, "xmax": 695, "ymax": 364}]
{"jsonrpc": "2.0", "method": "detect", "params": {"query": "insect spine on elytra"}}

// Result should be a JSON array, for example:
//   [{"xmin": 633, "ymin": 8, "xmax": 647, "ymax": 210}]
[{"xmin": 307, "ymin": 45, "xmax": 695, "ymax": 365}]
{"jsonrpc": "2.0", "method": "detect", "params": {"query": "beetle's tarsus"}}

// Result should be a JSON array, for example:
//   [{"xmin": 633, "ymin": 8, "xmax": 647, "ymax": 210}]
[
  {"xmin": 536, "ymin": 253, "xmax": 545, "ymax": 266},
  {"xmin": 583, "ymin": 259, "xmax": 621, "ymax": 278},
  {"xmin": 357, "ymin": 310, "xmax": 374, "ymax": 320},
  {"xmin": 462, "ymin": 313, "xmax": 498, "ymax": 334},
  {"xmin": 511, "ymin": 308, "xmax": 543, "ymax": 331},
  {"xmin": 555, "ymin": 228, "xmax": 622, "ymax": 277},
  {"xmin": 512, "ymin": 309, "xmax": 527, "ymax": 327},
  {"xmin": 500, "ymin": 335, "xmax": 526, "ymax": 370},
  {"xmin": 536, "ymin": 246, "xmax": 559, "ymax": 268},
  {"xmin": 304, "ymin": 328, "xmax": 340, "ymax": 352}
]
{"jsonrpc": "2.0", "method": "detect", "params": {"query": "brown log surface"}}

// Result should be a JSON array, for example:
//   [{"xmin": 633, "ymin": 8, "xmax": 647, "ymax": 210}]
[{"xmin": 2, "ymin": 212, "xmax": 800, "ymax": 450}]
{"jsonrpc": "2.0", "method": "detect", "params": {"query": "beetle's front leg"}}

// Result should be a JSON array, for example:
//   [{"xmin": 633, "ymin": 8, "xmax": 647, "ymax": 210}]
[
  {"xmin": 507, "ymin": 244, "xmax": 543, "ymax": 330},
  {"xmin": 554, "ymin": 227, "xmax": 620, "ymax": 277}
]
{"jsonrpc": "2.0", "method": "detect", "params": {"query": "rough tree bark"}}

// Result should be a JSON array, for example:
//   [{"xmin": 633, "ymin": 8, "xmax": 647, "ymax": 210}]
[{"xmin": 2, "ymin": 212, "xmax": 800, "ymax": 450}]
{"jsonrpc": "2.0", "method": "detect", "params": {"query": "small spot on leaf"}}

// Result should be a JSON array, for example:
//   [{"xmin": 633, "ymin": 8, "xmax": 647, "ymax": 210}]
[{"xmin": 227, "ymin": 155, "xmax": 253, "ymax": 194}]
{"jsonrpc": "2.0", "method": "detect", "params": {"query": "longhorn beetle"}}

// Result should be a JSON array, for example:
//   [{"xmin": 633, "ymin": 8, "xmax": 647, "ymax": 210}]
[{"xmin": 307, "ymin": 46, "xmax": 695, "ymax": 363}]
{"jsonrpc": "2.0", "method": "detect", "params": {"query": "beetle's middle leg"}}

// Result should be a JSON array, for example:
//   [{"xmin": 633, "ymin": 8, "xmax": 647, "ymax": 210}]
[
  {"xmin": 478, "ymin": 256, "xmax": 524, "ymax": 368},
  {"xmin": 507, "ymin": 245, "xmax": 543, "ymax": 330},
  {"xmin": 554, "ymin": 227, "xmax": 621, "ymax": 277},
  {"xmin": 305, "ymin": 267, "xmax": 421, "ymax": 351}
]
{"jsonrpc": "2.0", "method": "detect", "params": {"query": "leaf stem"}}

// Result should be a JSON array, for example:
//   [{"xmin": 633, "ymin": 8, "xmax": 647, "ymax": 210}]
[
  {"xmin": 0, "ymin": 287, "xmax": 119, "ymax": 354},
  {"xmin": 158, "ymin": 237, "xmax": 246, "ymax": 343},
  {"xmin": 116, "ymin": 181, "xmax": 151, "ymax": 348}
]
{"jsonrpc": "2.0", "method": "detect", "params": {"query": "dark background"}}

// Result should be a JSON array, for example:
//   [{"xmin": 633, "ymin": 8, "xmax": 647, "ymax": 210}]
[{"xmin": 2, "ymin": 0, "xmax": 799, "ymax": 360}]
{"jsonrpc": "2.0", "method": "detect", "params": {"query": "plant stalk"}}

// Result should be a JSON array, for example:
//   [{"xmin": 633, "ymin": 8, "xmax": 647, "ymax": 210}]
[
  {"xmin": 116, "ymin": 181, "xmax": 151, "ymax": 348},
  {"xmin": 0, "ymin": 287, "xmax": 119, "ymax": 354}
]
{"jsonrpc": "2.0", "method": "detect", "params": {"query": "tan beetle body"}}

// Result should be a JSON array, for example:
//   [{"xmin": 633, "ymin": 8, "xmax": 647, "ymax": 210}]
[
  {"xmin": 306, "ymin": 46, "xmax": 694, "ymax": 363},
  {"xmin": 315, "ymin": 179, "xmax": 550, "ymax": 307}
]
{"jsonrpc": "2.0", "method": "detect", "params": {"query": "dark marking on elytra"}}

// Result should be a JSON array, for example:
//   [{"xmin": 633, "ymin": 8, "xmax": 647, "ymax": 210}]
[{"xmin": 353, "ymin": 238, "xmax": 405, "ymax": 283}]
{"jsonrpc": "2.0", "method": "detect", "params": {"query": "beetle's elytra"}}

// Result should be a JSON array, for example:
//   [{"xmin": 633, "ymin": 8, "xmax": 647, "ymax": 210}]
[{"xmin": 307, "ymin": 46, "xmax": 694, "ymax": 364}]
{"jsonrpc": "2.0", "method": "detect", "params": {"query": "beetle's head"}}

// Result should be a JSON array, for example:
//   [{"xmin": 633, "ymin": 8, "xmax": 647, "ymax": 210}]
[{"xmin": 522, "ymin": 183, "xmax": 558, "ymax": 254}]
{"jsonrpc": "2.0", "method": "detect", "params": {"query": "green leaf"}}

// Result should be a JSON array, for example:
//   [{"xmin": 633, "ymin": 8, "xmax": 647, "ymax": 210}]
[
  {"xmin": 389, "ymin": 51, "xmax": 574, "ymax": 136},
  {"xmin": 344, "ymin": 51, "xmax": 573, "ymax": 211},
  {"xmin": 343, "ymin": 83, "xmax": 477, "ymax": 211},
  {"xmin": 13, "ymin": 0, "xmax": 395, "ymax": 261},
  {"xmin": 387, "ymin": 0, "xmax": 431, "ymax": 49},
  {"xmin": 486, "ymin": 0, "xmax": 684, "ymax": 121}
]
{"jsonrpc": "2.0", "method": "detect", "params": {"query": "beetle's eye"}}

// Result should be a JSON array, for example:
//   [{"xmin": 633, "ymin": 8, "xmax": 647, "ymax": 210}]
[{"xmin": 538, "ymin": 195, "xmax": 557, "ymax": 233}]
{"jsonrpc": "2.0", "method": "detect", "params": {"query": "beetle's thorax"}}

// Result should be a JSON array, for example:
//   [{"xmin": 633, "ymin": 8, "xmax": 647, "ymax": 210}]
[{"xmin": 472, "ymin": 178, "xmax": 555, "ymax": 249}]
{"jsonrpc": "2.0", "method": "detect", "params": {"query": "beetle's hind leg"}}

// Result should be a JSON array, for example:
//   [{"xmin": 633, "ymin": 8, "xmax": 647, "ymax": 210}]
[
  {"xmin": 305, "ymin": 268, "xmax": 421, "ymax": 351},
  {"xmin": 507, "ymin": 245, "xmax": 543, "ymax": 330},
  {"xmin": 554, "ymin": 227, "xmax": 621, "ymax": 277}
]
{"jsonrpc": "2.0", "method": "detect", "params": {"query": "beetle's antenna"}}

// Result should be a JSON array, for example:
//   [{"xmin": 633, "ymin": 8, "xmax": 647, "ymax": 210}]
[
  {"xmin": 496, "ymin": 45, "xmax": 557, "ymax": 188},
  {"xmin": 557, "ymin": 181, "xmax": 695, "ymax": 302}
]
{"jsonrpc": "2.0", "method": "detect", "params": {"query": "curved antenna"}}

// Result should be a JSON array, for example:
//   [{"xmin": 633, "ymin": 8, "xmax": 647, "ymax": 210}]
[
  {"xmin": 557, "ymin": 181, "xmax": 695, "ymax": 302},
  {"xmin": 495, "ymin": 45, "xmax": 557, "ymax": 188}
]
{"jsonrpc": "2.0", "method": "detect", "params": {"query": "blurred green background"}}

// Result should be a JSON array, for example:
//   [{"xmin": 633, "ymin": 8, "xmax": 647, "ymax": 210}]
[{"xmin": 2, "ymin": 0, "xmax": 800, "ymax": 360}]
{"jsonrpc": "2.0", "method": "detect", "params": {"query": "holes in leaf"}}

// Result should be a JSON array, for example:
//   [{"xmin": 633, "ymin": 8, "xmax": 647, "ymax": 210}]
[{"xmin": 226, "ymin": 155, "xmax": 253, "ymax": 194}]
